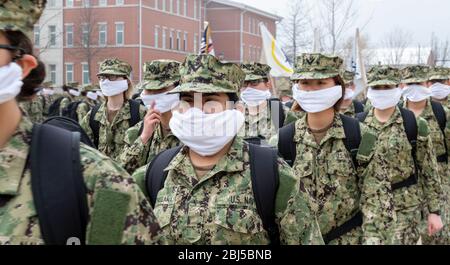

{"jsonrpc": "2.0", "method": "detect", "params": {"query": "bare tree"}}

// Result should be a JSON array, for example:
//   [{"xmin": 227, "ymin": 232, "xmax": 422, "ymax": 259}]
[
  {"xmin": 341, "ymin": 33, "xmax": 374, "ymax": 68},
  {"xmin": 34, "ymin": 10, "xmax": 64, "ymax": 56},
  {"xmin": 278, "ymin": 0, "xmax": 311, "ymax": 65},
  {"xmin": 319, "ymin": 0, "xmax": 359, "ymax": 54},
  {"xmin": 430, "ymin": 33, "xmax": 450, "ymax": 66},
  {"xmin": 381, "ymin": 28, "xmax": 412, "ymax": 66}
]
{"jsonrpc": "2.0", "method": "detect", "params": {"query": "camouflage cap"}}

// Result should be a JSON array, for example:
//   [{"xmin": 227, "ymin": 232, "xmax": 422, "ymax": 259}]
[
  {"xmin": 341, "ymin": 70, "xmax": 356, "ymax": 85},
  {"xmin": 41, "ymin": 81, "xmax": 53, "ymax": 87},
  {"xmin": 140, "ymin": 60, "xmax": 181, "ymax": 90},
  {"xmin": 66, "ymin": 82, "xmax": 80, "ymax": 89},
  {"xmin": 169, "ymin": 54, "xmax": 245, "ymax": 94},
  {"xmin": 97, "ymin": 58, "xmax": 132, "ymax": 78},
  {"xmin": 291, "ymin": 53, "xmax": 343, "ymax": 81},
  {"xmin": 0, "ymin": 0, "xmax": 46, "ymax": 36},
  {"xmin": 367, "ymin": 65, "xmax": 400, "ymax": 87},
  {"xmin": 241, "ymin": 62, "xmax": 271, "ymax": 81},
  {"xmin": 400, "ymin": 65, "xmax": 430, "ymax": 84},
  {"xmin": 80, "ymin": 84, "xmax": 96, "ymax": 92},
  {"xmin": 428, "ymin": 66, "xmax": 450, "ymax": 81}
]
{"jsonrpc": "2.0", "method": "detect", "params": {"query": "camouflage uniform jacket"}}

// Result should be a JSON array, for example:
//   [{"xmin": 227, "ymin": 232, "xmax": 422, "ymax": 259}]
[
  {"xmin": 131, "ymin": 137, "xmax": 324, "ymax": 245},
  {"xmin": 290, "ymin": 113, "xmax": 396, "ymax": 245},
  {"xmin": 0, "ymin": 116, "xmax": 162, "ymax": 245},
  {"xmin": 340, "ymin": 102, "xmax": 356, "ymax": 118},
  {"xmin": 19, "ymin": 98, "xmax": 44, "ymax": 123},
  {"xmin": 37, "ymin": 94, "xmax": 57, "ymax": 117},
  {"xmin": 361, "ymin": 107, "xmax": 442, "ymax": 214},
  {"xmin": 76, "ymin": 99, "xmax": 96, "ymax": 124},
  {"xmin": 241, "ymin": 104, "xmax": 278, "ymax": 140},
  {"xmin": 80, "ymin": 101, "xmax": 146, "ymax": 161},
  {"xmin": 119, "ymin": 121, "xmax": 180, "ymax": 174}
]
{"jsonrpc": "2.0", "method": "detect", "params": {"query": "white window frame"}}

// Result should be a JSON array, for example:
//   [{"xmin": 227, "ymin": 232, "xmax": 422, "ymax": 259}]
[
  {"xmin": 183, "ymin": 0, "xmax": 187, "ymax": 16},
  {"xmin": 65, "ymin": 24, "xmax": 73, "ymax": 47},
  {"xmin": 162, "ymin": 27, "xmax": 167, "ymax": 49},
  {"xmin": 98, "ymin": 23, "xmax": 107, "ymax": 46},
  {"xmin": 162, "ymin": 0, "xmax": 166, "ymax": 11},
  {"xmin": 116, "ymin": 0, "xmax": 124, "ymax": 6},
  {"xmin": 49, "ymin": 25, "xmax": 57, "ymax": 47},
  {"xmin": 66, "ymin": 0, "xmax": 74, "ymax": 7},
  {"xmin": 82, "ymin": 63, "xmax": 90, "ymax": 85},
  {"xmin": 115, "ymin": 22, "xmax": 124, "ymax": 46},
  {"xmin": 49, "ymin": 64, "xmax": 57, "ymax": 84},
  {"xmin": 183, "ymin": 32, "xmax": 187, "ymax": 51},
  {"xmin": 82, "ymin": 23, "xmax": 89, "ymax": 47},
  {"xmin": 34, "ymin": 25, "xmax": 40, "ymax": 47},
  {"xmin": 83, "ymin": 0, "xmax": 90, "ymax": 7},
  {"xmin": 194, "ymin": 0, "xmax": 197, "ymax": 19},
  {"xmin": 176, "ymin": 31, "xmax": 181, "ymax": 50},
  {"xmin": 65, "ymin": 63, "xmax": 74, "ymax": 83},
  {"xmin": 170, "ymin": 0, "xmax": 173, "ymax": 13},
  {"xmin": 99, "ymin": 0, "xmax": 107, "ymax": 7},
  {"xmin": 154, "ymin": 26, "xmax": 160, "ymax": 48},
  {"xmin": 169, "ymin": 30, "xmax": 174, "ymax": 50},
  {"xmin": 176, "ymin": 0, "xmax": 180, "ymax": 15}
]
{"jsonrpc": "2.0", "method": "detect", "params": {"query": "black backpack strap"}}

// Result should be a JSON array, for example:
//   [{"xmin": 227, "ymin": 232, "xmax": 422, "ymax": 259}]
[
  {"xmin": 355, "ymin": 111, "xmax": 368, "ymax": 122},
  {"xmin": 47, "ymin": 96, "xmax": 65, "ymax": 117},
  {"xmin": 278, "ymin": 122, "xmax": 296, "ymax": 167},
  {"xmin": 353, "ymin": 100, "xmax": 365, "ymax": 114},
  {"xmin": 43, "ymin": 116, "xmax": 95, "ymax": 148},
  {"xmin": 268, "ymin": 98, "xmax": 285, "ymax": 130},
  {"xmin": 340, "ymin": 114, "xmax": 361, "ymax": 168},
  {"xmin": 30, "ymin": 124, "xmax": 88, "ymax": 245},
  {"xmin": 128, "ymin": 99, "xmax": 141, "ymax": 128},
  {"xmin": 323, "ymin": 211, "xmax": 363, "ymax": 244},
  {"xmin": 248, "ymin": 143, "xmax": 280, "ymax": 245},
  {"xmin": 145, "ymin": 146, "xmax": 183, "ymax": 208},
  {"xmin": 431, "ymin": 101, "xmax": 448, "ymax": 163},
  {"xmin": 89, "ymin": 104, "xmax": 101, "ymax": 148}
]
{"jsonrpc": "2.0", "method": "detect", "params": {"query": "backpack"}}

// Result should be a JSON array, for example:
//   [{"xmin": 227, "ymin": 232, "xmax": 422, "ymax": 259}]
[
  {"xmin": 144, "ymin": 143, "xmax": 281, "ymax": 245},
  {"xmin": 43, "ymin": 116, "xmax": 95, "ymax": 148},
  {"xmin": 89, "ymin": 99, "xmax": 142, "ymax": 148},
  {"xmin": 47, "ymin": 96, "xmax": 66, "ymax": 117},
  {"xmin": 29, "ymin": 123, "xmax": 88, "ymax": 245},
  {"xmin": 278, "ymin": 114, "xmax": 361, "ymax": 169},
  {"xmin": 430, "ymin": 101, "xmax": 448, "ymax": 163},
  {"xmin": 277, "ymin": 114, "xmax": 362, "ymax": 244},
  {"xmin": 356, "ymin": 107, "xmax": 419, "ymax": 190},
  {"xmin": 62, "ymin": 101, "xmax": 85, "ymax": 122},
  {"xmin": 353, "ymin": 100, "xmax": 365, "ymax": 114}
]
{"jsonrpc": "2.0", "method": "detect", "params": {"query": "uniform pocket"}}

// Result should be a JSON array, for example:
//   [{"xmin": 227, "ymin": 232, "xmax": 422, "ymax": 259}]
[
  {"xmin": 153, "ymin": 188, "xmax": 176, "ymax": 228},
  {"xmin": 214, "ymin": 206, "xmax": 264, "ymax": 235}
]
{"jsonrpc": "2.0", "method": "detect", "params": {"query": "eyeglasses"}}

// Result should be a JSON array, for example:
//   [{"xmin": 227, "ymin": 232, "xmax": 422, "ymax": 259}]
[
  {"xmin": 0, "ymin": 44, "xmax": 25, "ymax": 61},
  {"xmin": 98, "ymin": 75, "xmax": 124, "ymax": 81}
]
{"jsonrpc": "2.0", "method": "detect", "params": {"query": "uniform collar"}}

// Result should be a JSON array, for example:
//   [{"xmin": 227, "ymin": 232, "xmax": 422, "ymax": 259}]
[{"xmin": 95, "ymin": 101, "xmax": 132, "ymax": 126}]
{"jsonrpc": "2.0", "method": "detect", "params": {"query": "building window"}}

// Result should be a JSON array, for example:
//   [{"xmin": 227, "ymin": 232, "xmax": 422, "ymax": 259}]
[
  {"xmin": 162, "ymin": 0, "xmax": 166, "ymax": 11},
  {"xmin": 99, "ymin": 23, "xmax": 107, "ymax": 46},
  {"xmin": 34, "ymin": 26, "xmax": 40, "ymax": 47},
  {"xmin": 66, "ymin": 0, "xmax": 73, "ymax": 7},
  {"xmin": 169, "ymin": 30, "xmax": 173, "ymax": 50},
  {"xmin": 154, "ymin": 26, "xmax": 159, "ymax": 48},
  {"xmin": 155, "ymin": 0, "xmax": 158, "ymax": 9},
  {"xmin": 48, "ymin": 0, "xmax": 56, "ymax": 7},
  {"xmin": 194, "ymin": 33, "xmax": 198, "ymax": 53},
  {"xmin": 170, "ymin": 0, "xmax": 173, "ymax": 13},
  {"xmin": 176, "ymin": 0, "xmax": 180, "ymax": 14},
  {"xmin": 183, "ymin": 0, "xmax": 187, "ymax": 16},
  {"xmin": 49, "ymin": 25, "xmax": 56, "ymax": 47},
  {"xmin": 66, "ymin": 64, "xmax": 74, "ymax": 83},
  {"xmin": 194, "ymin": 0, "xmax": 197, "ymax": 19},
  {"xmin": 183, "ymin": 32, "xmax": 187, "ymax": 51},
  {"xmin": 83, "ymin": 0, "xmax": 90, "ymax": 7},
  {"xmin": 49, "ymin": 64, "xmax": 56, "ymax": 84},
  {"xmin": 162, "ymin": 28, "xmax": 166, "ymax": 49},
  {"xmin": 116, "ymin": 23, "xmax": 124, "ymax": 46},
  {"xmin": 65, "ymin": 24, "xmax": 73, "ymax": 47},
  {"xmin": 82, "ymin": 24, "xmax": 89, "ymax": 47},
  {"xmin": 116, "ymin": 0, "xmax": 124, "ymax": 5},
  {"xmin": 82, "ymin": 63, "xmax": 90, "ymax": 85},
  {"xmin": 99, "ymin": 0, "xmax": 107, "ymax": 6}
]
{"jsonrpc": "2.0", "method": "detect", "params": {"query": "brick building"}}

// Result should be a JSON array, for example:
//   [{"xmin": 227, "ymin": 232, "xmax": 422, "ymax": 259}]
[{"xmin": 34, "ymin": 0, "xmax": 281, "ymax": 86}]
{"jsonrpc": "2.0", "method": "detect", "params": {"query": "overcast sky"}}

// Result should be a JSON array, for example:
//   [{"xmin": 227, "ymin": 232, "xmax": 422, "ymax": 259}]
[{"xmin": 232, "ymin": 0, "xmax": 450, "ymax": 48}]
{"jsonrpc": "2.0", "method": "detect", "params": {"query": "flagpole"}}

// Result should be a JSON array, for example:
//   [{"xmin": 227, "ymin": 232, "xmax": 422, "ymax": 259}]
[{"xmin": 356, "ymin": 28, "xmax": 367, "ymax": 99}]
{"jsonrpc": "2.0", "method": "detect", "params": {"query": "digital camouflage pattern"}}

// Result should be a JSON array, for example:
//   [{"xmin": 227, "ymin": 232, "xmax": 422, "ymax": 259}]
[
  {"xmin": 428, "ymin": 67, "xmax": 450, "ymax": 81},
  {"xmin": 169, "ymin": 54, "xmax": 245, "ymax": 94},
  {"xmin": 291, "ymin": 53, "xmax": 343, "ymax": 81},
  {"xmin": 0, "ymin": 116, "xmax": 163, "ymax": 245},
  {"xmin": 342, "ymin": 70, "xmax": 356, "ymax": 86},
  {"xmin": 400, "ymin": 65, "xmax": 430, "ymax": 84},
  {"xmin": 119, "ymin": 122, "xmax": 180, "ymax": 174},
  {"xmin": 19, "ymin": 97, "xmax": 44, "ymax": 123},
  {"xmin": 241, "ymin": 62, "xmax": 271, "ymax": 81},
  {"xmin": 360, "ymin": 107, "xmax": 442, "ymax": 244},
  {"xmin": 0, "ymin": 0, "xmax": 46, "ymax": 36},
  {"xmin": 239, "ymin": 103, "xmax": 279, "ymax": 141},
  {"xmin": 284, "ymin": 113, "xmax": 396, "ymax": 244},
  {"xmin": 140, "ymin": 60, "xmax": 181, "ymax": 90},
  {"xmin": 80, "ymin": 101, "xmax": 146, "ymax": 161},
  {"xmin": 367, "ymin": 66, "xmax": 400, "ymax": 87},
  {"xmin": 340, "ymin": 101, "xmax": 357, "ymax": 117},
  {"xmin": 131, "ymin": 137, "xmax": 324, "ymax": 245},
  {"xmin": 97, "ymin": 58, "xmax": 132, "ymax": 78}
]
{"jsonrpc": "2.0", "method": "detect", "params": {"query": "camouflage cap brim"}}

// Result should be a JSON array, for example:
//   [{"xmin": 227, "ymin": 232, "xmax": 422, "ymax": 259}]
[
  {"xmin": 367, "ymin": 80, "xmax": 399, "ymax": 87},
  {"xmin": 141, "ymin": 79, "xmax": 179, "ymax": 90},
  {"xmin": 168, "ymin": 82, "xmax": 236, "ymax": 94},
  {"xmin": 290, "ymin": 71, "xmax": 340, "ymax": 81},
  {"xmin": 244, "ymin": 74, "xmax": 269, "ymax": 82},
  {"xmin": 96, "ymin": 69, "xmax": 128, "ymax": 77},
  {"xmin": 429, "ymin": 74, "xmax": 449, "ymax": 81},
  {"xmin": 401, "ymin": 77, "xmax": 429, "ymax": 84}
]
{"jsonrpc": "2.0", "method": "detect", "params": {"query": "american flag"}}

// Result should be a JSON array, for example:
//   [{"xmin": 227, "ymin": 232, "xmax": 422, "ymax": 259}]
[{"xmin": 200, "ymin": 21, "xmax": 215, "ymax": 55}]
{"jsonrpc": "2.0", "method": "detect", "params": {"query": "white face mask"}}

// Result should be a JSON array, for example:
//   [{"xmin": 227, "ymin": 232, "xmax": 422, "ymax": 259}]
[
  {"xmin": 403, "ymin": 84, "xmax": 431, "ymax": 102},
  {"xmin": 69, "ymin": 89, "xmax": 80, "ymax": 97},
  {"xmin": 240, "ymin": 87, "xmax": 271, "ymax": 107},
  {"xmin": 292, "ymin": 84, "xmax": 299, "ymax": 99},
  {"xmin": 141, "ymin": 91, "xmax": 180, "ymax": 113},
  {"xmin": 0, "ymin": 62, "xmax": 23, "ymax": 104},
  {"xmin": 169, "ymin": 107, "xmax": 245, "ymax": 157},
  {"xmin": 344, "ymin": 88, "xmax": 355, "ymax": 100},
  {"xmin": 42, "ymin": 88, "xmax": 54, "ymax": 96},
  {"xmin": 367, "ymin": 87, "xmax": 402, "ymax": 110},
  {"xmin": 96, "ymin": 91, "xmax": 104, "ymax": 97},
  {"xmin": 293, "ymin": 85, "xmax": 343, "ymax": 113},
  {"xmin": 100, "ymin": 79, "xmax": 128, "ymax": 97},
  {"xmin": 430, "ymin": 82, "xmax": 450, "ymax": 100},
  {"xmin": 87, "ymin": 91, "xmax": 98, "ymax": 101}
]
